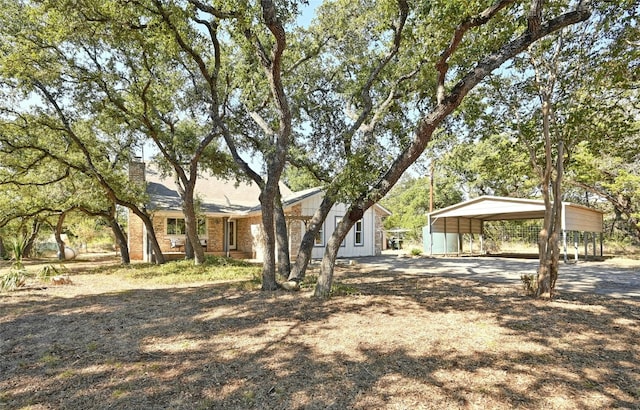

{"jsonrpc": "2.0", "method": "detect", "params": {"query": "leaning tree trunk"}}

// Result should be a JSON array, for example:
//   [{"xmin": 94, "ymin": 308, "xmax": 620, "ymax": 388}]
[
  {"xmin": 105, "ymin": 213, "xmax": 131, "ymax": 265},
  {"xmin": 288, "ymin": 194, "xmax": 337, "ymax": 283},
  {"xmin": 315, "ymin": 207, "xmax": 365, "ymax": 298},
  {"xmin": 127, "ymin": 206, "xmax": 165, "ymax": 264}
]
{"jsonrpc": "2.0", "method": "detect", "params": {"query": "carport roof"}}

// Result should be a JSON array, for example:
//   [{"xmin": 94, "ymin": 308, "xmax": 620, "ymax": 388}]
[{"xmin": 428, "ymin": 196, "xmax": 604, "ymax": 232}]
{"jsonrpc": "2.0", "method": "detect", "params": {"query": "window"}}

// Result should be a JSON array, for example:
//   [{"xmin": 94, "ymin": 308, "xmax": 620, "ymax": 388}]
[
  {"xmin": 354, "ymin": 219, "xmax": 364, "ymax": 246},
  {"xmin": 314, "ymin": 223, "xmax": 324, "ymax": 246},
  {"xmin": 197, "ymin": 218, "xmax": 207, "ymax": 236},
  {"xmin": 167, "ymin": 218, "xmax": 185, "ymax": 235},
  {"xmin": 166, "ymin": 217, "xmax": 206, "ymax": 236}
]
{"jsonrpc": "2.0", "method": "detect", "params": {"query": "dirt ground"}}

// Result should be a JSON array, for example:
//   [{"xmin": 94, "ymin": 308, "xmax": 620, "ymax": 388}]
[{"xmin": 1, "ymin": 255, "xmax": 639, "ymax": 409}]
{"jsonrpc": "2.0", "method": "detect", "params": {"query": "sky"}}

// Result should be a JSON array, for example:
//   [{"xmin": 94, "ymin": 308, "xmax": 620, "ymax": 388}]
[{"xmin": 297, "ymin": 0, "xmax": 323, "ymax": 27}]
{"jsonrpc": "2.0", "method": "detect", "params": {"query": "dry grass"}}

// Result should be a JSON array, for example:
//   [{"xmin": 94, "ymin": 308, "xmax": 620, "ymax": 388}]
[{"xmin": 1, "ymin": 255, "xmax": 639, "ymax": 409}]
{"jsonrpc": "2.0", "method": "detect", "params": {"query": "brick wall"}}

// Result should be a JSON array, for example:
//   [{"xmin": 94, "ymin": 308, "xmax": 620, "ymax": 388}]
[
  {"xmin": 128, "ymin": 160, "xmax": 145, "ymax": 185},
  {"xmin": 207, "ymin": 217, "xmax": 225, "ymax": 252},
  {"xmin": 238, "ymin": 216, "xmax": 260, "ymax": 256},
  {"xmin": 128, "ymin": 213, "xmax": 145, "ymax": 260}
]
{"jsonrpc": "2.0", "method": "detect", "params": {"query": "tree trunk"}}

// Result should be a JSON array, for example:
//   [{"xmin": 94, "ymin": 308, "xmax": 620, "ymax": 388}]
[
  {"xmin": 106, "ymin": 213, "xmax": 131, "ymax": 265},
  {"xmin": 260, "ymin": 188, "xmax": 279, "ymax": 290},
  {"xmin": 288, "ymin": 194, "xmax": 336, "ymax": 282},
  {"xmin": 55, "ymin": 212, "xmax": 67, "ymax": 260},
  {"xmin": 0, "ymin": 237, "xmax": 5, "ymax": 259},
  {"xmin": 314, "ymin": 207, "xmax": 365, "ymax": 298},
  {"xmin": 23, "ymin": 219, "xmax": 41, "ymax": 258},
  {"xmin": 274, "ymin": 189, "xmax": 290, "ymax": 279},
  {"xmin": 534, "ymin": 96, "xmax": 564, "ymax": 298},
  {"xmin": 127, "ymin": 206, "xmax": 165, "ymax": 264},
  {"xmin": 549, "ymin": 140, "xmax": 564, "ymax": 295},
  {"xmin": 183, "ymin": 199, "xmax": 205, "ymax": 264},
  {"xmin": 175, "ymin": 170, "xmax": 206, "ymax": 265}
]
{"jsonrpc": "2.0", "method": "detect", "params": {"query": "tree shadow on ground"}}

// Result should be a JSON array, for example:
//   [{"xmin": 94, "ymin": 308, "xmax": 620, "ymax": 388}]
[{"xmin": 1, "ymin": 262, "xmax": 639, "ymax": 409}]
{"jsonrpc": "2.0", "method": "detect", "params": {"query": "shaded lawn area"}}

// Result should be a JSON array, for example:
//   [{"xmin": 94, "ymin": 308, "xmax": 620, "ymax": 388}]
[{"xmin": 1, "ymin": 259, "xmax": 639, "ymax": 409}]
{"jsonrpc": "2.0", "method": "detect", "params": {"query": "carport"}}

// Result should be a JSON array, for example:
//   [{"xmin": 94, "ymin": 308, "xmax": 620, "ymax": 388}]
[{"xmin": 424, "ymin": 196, "xmax": 604, "ymax": 261}]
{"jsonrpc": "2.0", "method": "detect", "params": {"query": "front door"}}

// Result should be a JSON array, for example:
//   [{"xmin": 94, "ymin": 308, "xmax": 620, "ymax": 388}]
[{"xmin": 227, "ymin": 220, "xmax": 237, "ymax": 250}]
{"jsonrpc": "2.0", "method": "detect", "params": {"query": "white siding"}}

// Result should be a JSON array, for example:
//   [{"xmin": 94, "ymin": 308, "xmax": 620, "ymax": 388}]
[
  {"xmin": 299, "ymin": 196, "xmax": 378, "ymax": 259},
  {"xmin": 563, "ymin": 205, "xmax": 603, "ymax": 232}
]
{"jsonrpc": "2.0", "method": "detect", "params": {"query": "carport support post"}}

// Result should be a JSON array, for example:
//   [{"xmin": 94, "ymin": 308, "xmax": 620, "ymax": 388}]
[
  {"xmin": 592, "ymin": 233, "xmax": 597, "ymax": 258},
  {"xmin": 600, "ymin": 232, "xmax": 604, "ymax": 257},
  {"xmin": 574, "ymin": 231, "xmax": 579, "ymax": 261},
  {"xmin": 444, "ymin": 218, "xmax": 448, "ymax": 257},
  {"xmin": 223, "ymin": 216, "xmax": 229, "ymax": 257},
  {"xmin": 584, "ymin": 232, "xmax": 588, "ymax": 261},
  {"xmin": 428, "ymin": 215, "xmax": 433, "ymax": 256},
  {"xmin": 457, "ymin": 218, "xmax": 461, "ymax": 256},
  {"xmin": 469, "ymin": 219, "xmax": 473, "ymax": 255},
  {"xmin": 562, "ymin": 230, "xmax": 568, "ymax": 263}
]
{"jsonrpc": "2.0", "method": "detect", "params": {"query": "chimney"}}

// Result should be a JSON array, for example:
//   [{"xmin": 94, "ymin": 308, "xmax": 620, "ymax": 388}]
[{"xmin": 129, "ymin": 157, "xmax": 146, "ymax": 184}]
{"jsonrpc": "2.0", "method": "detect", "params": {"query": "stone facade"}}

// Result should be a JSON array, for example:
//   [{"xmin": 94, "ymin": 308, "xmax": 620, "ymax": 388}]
[
  {"xmin": 374, "ymin": 207, "xmax": 386, "ymax": 256},
  {"xmin": 287, "ymin": 203, "xmax": 304, "ymax": 258}
]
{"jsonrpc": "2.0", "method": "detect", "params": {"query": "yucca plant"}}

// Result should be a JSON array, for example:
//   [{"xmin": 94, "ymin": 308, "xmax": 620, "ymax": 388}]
[
  {"xmin": 0, "ymin": 237, "xmax": 30, "ymax": 292},
  {"xmin": 0, "ymin": 269, "xmax": 27, "ymax": 291},
  {"xmin": 8, "ymin": 236, "xmax": 28, "ymax": 269}
]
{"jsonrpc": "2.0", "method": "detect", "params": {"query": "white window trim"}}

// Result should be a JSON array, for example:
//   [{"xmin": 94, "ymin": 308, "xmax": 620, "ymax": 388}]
[
  {"xmin": 354, "ymin": 219, "xmax": 364, "ymax": 247},
  {"xmin": 314, "ymin": 222, "xmax": 325, "ymax": 247}
]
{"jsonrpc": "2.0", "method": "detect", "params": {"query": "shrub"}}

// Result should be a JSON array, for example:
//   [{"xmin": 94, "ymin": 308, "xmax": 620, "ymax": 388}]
[
  {"xmin": 410, "ymin": 248, "xmax": 422, "ymax": 256},
  {"xmin": 520, "ymin": 273, "xmax": 538, "ymax": 296},
  {"xmin": 0, "ymin": 268, "xmax": 28, "ymax": 291}
]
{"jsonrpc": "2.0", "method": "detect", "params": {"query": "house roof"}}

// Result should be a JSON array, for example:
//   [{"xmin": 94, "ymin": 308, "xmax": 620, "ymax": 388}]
[
  {"xmin": 145, "ymin": 165, "xmax": 323, "ymax": 216},
  {"xmin": 428, "ymin": 195, "xmax": 603, "ymax": 233}
]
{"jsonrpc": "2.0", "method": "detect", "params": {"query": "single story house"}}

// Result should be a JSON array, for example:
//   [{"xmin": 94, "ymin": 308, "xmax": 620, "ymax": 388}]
[{"xmin": 127, "ymin": 161, "xmax": 391, "ymax": 262}]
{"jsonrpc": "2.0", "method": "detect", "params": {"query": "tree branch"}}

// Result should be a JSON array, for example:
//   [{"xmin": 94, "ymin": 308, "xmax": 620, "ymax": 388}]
[{"xmin": 436, "ymin": 0, "xmax": 515, "ymax": 104}]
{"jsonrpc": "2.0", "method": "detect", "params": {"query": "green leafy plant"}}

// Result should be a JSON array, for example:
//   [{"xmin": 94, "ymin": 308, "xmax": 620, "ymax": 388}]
[
  {"xmin": 1, "ymin": 237, "xmax": 29, "ymax": 291},
  {"xmin": 0, "ymin": 238, "xmax": 71, "ymax": 291},
  {"xmin": 410, "ymin": 248, "xmax": 422, "ymax": 256},
  {"xmin": 0, "ymin": 269, "xmax": 28, "ymax": 291},
  {"xmin": 8, "ymin": 236, "xmax": 27, "ymax": 269},
  {"xmin": 37, "ymin": 264, "xmax": 68, "ymax": 281}
]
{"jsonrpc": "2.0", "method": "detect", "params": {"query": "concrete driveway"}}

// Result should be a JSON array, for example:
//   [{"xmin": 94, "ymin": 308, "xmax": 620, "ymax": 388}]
[{"xmin": 351, "ymin": 254, "xmax": 640, "ymax": 299}]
